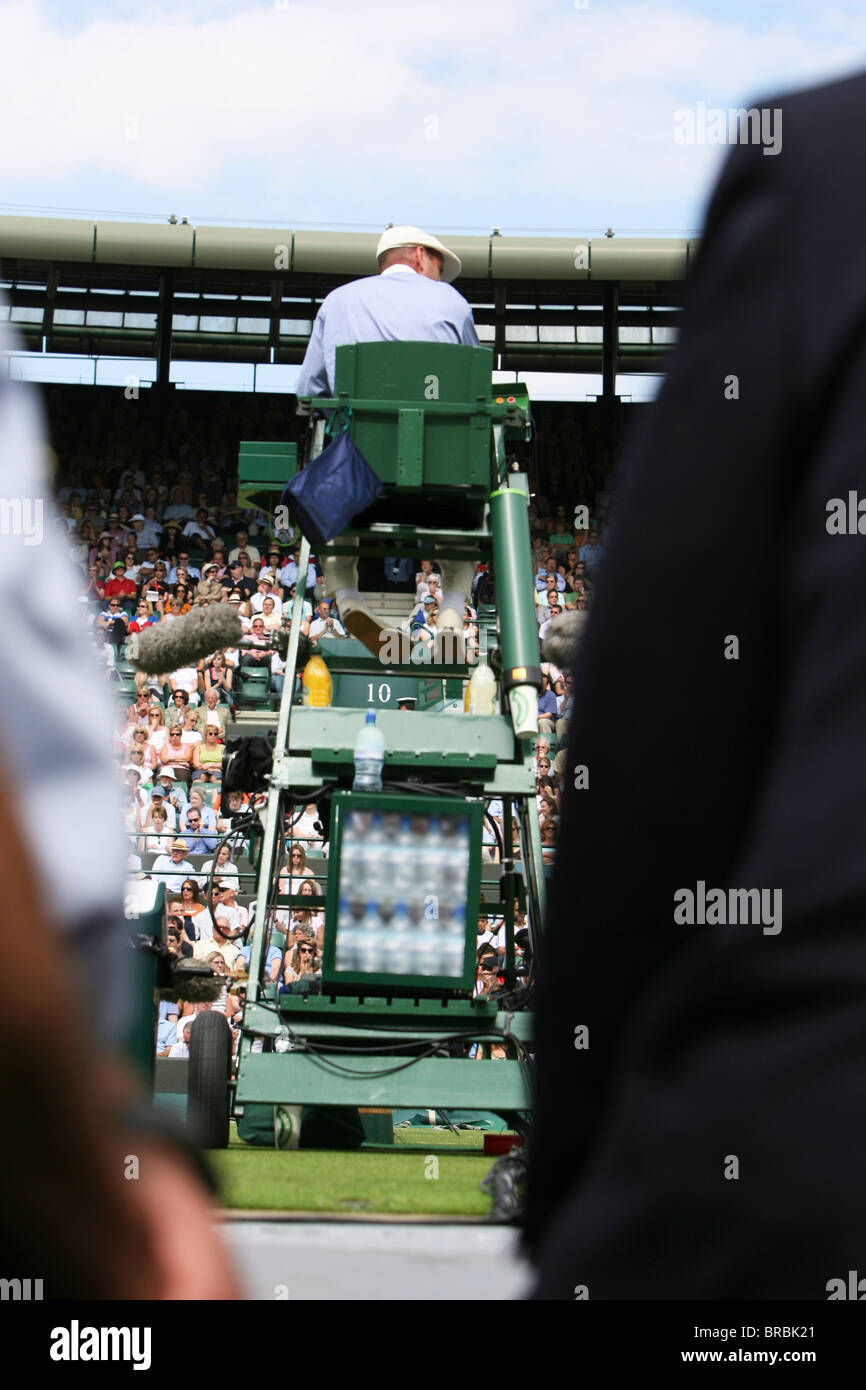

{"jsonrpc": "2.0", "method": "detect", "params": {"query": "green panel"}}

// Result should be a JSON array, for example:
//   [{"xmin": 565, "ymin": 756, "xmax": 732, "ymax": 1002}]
[
  {"xmin": 396, "ymin": 408, "xmax": 424, "ymax": 485},
  {"xmin": 331, "ymin": 673, "xmax": 420, "ymax": 710},
  {"xmin": 238, "ymin": 463, "xmax": 294, "ymax": 488},
  {"xmin": 154, "ymin": 1057, "xmax": 189, "ymax": 1094},
  {"xmin": 310, "ymin": 632, "xmax": 471, "ymax": 677},
  {"xmin": 332, "ymin": 342, "xmax": 494, "ymax": 496},
  {"xmin": 269, "ymin": 1000, "xmax": 534, "ymax": 1043},
  {"xmin": 417, "ymin": 676, "xmax": 445, "ymax": 710},
  {"xmin": 235, "ymin": 1053, "xmax": 530, "ymax": 1109},
  {"xmin": 238, "ymin": 440, "xmax": 297, "ymax": 506},
  {"xmin": 288, "ymin": 706, "xmax": 516, "ymax": 771}
]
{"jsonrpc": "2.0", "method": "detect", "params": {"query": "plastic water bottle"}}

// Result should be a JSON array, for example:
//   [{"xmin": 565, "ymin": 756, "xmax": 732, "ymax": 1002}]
[
  {"xmin": 445, "ymin": 815, "xmax": 471, "ymax": 911},
  {"xmin": 352, "ymin": 711, "xmax": 385, "ymax": 791},
  {"xmin": 466, "ymin": 656, "xmax": 497, "ymax": 715},
  {"xmin": 383, "ymin": 902, "xmax": 411, "ymax": 975},
  {"xmin": 335, "ymin": 896, "xmax": 357, "ymax": 970},
  {"xmin": 357, "ymin": 901, "xmax": 381, "ymax": 974},
  {"xmin": 378, "ymin": 815, "xmax": 401, "ymax": 915},
  {"xmin": 363, "ymin": 812, "xmax": 385, "ymax": 900},
  {"xmin": 443, "ymin": 905, "xmax": 467, "ymax": 977},
  {"xmin": 421, "ymin": 815, "xmax": 443, "ymax": 899},
  {"xmin": 414, "ymin": 920, "xmax": 441, "ymax": 976},
  {"xmin": 340, "ymin": 813, "xmax": 362, "ymax": 892},
  {"xmin": 393, "ymin": 815, "xmax": 415, "ymax": 901}
]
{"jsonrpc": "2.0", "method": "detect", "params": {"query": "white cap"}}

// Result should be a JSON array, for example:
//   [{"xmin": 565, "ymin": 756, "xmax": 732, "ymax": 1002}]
[{"xmin": 376, "ymin": 224, "xmax": 462, "ymax": 283}]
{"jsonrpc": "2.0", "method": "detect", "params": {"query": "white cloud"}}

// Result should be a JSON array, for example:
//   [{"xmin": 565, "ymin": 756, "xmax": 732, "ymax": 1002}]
[{"xmin": 1, "ymin": 0, "xmax": 864, "ymax": 229}]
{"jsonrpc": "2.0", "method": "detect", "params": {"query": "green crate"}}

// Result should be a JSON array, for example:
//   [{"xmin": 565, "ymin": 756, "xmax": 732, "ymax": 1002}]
[{"xmin": 321, "ymin": 791, "xmax": 484, "ymax": 996}]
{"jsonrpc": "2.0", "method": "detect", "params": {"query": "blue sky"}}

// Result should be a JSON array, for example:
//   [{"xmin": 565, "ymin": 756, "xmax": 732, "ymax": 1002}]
[{"xmin": 2, "ymin": 0, "xmax": 866, "ymax": 396}]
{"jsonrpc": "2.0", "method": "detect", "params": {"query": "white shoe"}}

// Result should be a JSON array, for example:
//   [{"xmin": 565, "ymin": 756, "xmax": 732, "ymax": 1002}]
[
  {"xmin": 434, "ymin": 609, "xmax": 466, "ymax": 663},
  {"xmin": 336, "ymin": 593, "xmax": 398, "ymax": 659},
  {"xmin": 321, "ymin": 545, "xmax": 359, "ymax": 597}
]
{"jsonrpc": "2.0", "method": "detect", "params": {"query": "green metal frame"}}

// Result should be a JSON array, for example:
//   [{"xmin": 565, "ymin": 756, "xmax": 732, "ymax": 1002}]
[{"xmin": 234, "ymin": 349, "xmax": 544, "ymax": 1124}]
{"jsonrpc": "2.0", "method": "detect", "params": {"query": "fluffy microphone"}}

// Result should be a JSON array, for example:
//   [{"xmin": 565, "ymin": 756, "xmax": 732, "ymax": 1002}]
[
  {"xmin": 541, "ymin": 608, "xmax": 589, "ymax": 670},
  {"xmin": 135, "ymin": 605, "xmax": 243, "ymax": 674},
  {"xmin": 158, "ymin": 962, "xmax": 226, "ymax": 1003}
]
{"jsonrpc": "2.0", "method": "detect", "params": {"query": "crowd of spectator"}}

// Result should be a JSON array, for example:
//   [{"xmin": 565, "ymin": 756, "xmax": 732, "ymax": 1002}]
[{"xmin": 42, "ymin": 383, "xmax": 620, "ymax": 1030}]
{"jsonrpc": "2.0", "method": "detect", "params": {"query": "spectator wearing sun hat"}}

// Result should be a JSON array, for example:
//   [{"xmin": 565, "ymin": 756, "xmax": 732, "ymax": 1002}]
[
  {"xmin": 128, "ymin": 514, "xmax": 148, "ymax": 552},
  {"xmin": 103, "ymin": 560, "xmax": 137, "ymax": 615},
  {"xmin": 151, "ymin": 838, "xmax": 196, "ymax": 893},
  {"xmin": 154, "ymin": 763, "xmax": 187, "ymax": 808},
  {"xmin": 195, "ymin": 563, "xmax": 224, "ymax": 605}
]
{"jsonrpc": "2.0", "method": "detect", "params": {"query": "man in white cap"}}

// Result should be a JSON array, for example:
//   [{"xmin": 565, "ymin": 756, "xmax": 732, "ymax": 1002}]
[{"xmin": 295, "ymin": 225, "xmax": 480, "ymax": 658}]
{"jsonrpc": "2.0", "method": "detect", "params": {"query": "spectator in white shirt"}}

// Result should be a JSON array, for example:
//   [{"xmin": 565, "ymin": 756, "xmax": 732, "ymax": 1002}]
[
  {"xmin": 169, "ymin": 666, "xmax": 201, "ymax": 705},
  {"xmin": 143, "ymin": 805, "xmax": 175, "ymax": 852},
  {"xmin": 289, "ymin": 802, "xmax": 323, "ymax": 849},
  {"xmin": 168, "ymin": 1020, "xmax": 193, "ymax": 1058},
  {"xmin": 278, "ymin": 843, "xmax": 315, "ymax": 899},
  {"xmin": 228, "ymin": 530, "xmax": 260, "ymax": 567},
  {"xmin": 309, "ymin": 599, "xmax": 346, "ymax": 640},
  {"xmin": 192, "ymin": 916, "xmax": 242, "ymax": 969}
]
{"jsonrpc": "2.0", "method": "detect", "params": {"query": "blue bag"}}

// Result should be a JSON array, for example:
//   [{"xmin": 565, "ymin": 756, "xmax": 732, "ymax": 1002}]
[{"xmin": 281, "ymin": 408, "xmax": 383, "ymax": 546}]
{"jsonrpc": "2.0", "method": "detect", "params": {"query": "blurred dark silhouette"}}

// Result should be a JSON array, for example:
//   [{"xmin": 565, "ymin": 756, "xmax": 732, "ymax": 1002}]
[{"xmin": 526, "ymin": 69, "xmax": 866, "ymax": 1298}]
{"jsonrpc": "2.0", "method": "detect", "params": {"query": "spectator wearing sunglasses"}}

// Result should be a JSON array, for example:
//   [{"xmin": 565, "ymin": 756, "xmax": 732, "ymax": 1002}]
[
  {"xmin": 179, "ymin": 808, "xmax": 216, "ymax": 856},
  {"xmin": 283, "ymin": 939, "xmax": 320, "ymax": 985},
  {"xmin": 96, "ymin": 596, "xmax": 130, "ymax": 653},
  {"xmin": 166, "ymin": 552, "xmax": 201, "ymax": 585}
]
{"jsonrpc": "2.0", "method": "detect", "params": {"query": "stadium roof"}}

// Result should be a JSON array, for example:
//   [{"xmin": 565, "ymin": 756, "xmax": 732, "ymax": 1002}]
[{"xmin": 0, "ymin": 216, "xmax": 692, "ymax": 382}]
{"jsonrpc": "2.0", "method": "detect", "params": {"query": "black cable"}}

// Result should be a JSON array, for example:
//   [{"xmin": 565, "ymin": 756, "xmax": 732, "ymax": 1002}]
[
  {"xmin": 204, "ymin": 810, "xmax": 259, "ymax": 929},
  {"xmin": 280, "ymin": 1029, "xmax": 497, "ymax": 1079},
  {"xmin": 285, "ymin": 1026, "xmax": 514, "ymax": 1056}
]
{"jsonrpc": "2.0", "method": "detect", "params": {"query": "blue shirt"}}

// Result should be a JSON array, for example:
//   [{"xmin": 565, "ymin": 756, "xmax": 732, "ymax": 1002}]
[
  {"xmin": 182, "ymin": 831, "xmax": 217, "ymax": 855},
  {"xmin": 535, "ymin": 570, "xmax": 566, "ymax": 591},
  {"xmin": 578, "ymin": 543, "xmax": 603, "ymax": 569},
  {"xmin": 167, "ymin": 564, "xmax": 201, "ymax": 584},
  {"xmin": 384, "ymin": 556, "xmax": 413, "ymax": 582},
  {"xmin": 238, "ymin": 943, "xmax": 282, "ymax": 972},
  {"xmin": 296, "ymin": 266, "xmax": 480, "ymax": 397},
  {"xmin": 280, "ymin": 559, "xmax": 317, "ymax": 590}
]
